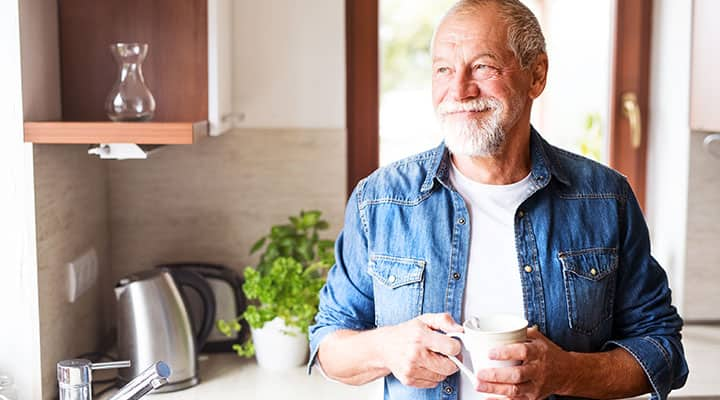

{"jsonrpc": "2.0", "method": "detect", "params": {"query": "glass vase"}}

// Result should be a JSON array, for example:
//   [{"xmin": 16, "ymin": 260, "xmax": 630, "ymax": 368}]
[{"xmin": 105, "ymin": 43, "xmax": 156, "ymax": 121}]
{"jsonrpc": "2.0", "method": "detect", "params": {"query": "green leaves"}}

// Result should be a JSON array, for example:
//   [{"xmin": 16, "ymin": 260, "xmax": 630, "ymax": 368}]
[
  {"xmin": 218, "ymin": 210, "xmax": 335, "ymax": 358},
  {"xmin": 253, "ymin": 210, "xmax": 333, "ymax": 272},
  {"xmin": 250, "ymin": 237, "xmax": 266, "ymax": 254},
  {"xmin": 231, "ymin": 341, "xmax": 255, "ymax": 357},
  {"xmin": 241, "ymin": 257, "xmax": 326, "ymax": 335}
]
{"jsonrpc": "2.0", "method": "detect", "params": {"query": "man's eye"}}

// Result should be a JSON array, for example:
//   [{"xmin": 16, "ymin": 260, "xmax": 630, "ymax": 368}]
[
  {"xmin": 435, "ymin": 66, "xmax": 450, "ymax": 75},
  {"xmin": 473, "ymin": 64, "xmax": 500, "ymax": 79}
]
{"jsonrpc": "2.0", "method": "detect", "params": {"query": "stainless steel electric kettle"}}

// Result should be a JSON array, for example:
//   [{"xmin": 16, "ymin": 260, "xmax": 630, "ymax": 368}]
[{"xmin": 115, "ymin": 268, "xmax": 215, "ymax": 392}]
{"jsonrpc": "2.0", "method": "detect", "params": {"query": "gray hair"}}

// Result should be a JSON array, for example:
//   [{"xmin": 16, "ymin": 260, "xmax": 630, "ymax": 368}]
[{"xmin": 434, "ymin": 0, "xmax": 546, "ymax": 70}]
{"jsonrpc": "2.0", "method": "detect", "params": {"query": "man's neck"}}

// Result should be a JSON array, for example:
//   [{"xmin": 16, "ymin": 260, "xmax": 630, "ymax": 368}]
[{"xmin": 451, "ymin": 127, "xmax": 532, "ymax": 185}]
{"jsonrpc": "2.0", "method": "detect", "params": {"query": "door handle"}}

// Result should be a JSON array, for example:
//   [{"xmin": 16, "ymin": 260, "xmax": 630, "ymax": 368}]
[{"xmin": 621, "ymin": 92, "xmax": 642, "ymax": 149}]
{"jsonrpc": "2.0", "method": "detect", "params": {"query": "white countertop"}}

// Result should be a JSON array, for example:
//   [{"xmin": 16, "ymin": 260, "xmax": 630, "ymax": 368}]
[{"xmin": 99, "ymin": 353, "xmax": 383, "ymax": 400}]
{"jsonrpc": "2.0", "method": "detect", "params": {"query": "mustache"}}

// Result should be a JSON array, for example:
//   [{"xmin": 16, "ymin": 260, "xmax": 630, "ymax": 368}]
[{"xmin": 437, "ymin": 97, "xmax": 502, "ymax": 115}]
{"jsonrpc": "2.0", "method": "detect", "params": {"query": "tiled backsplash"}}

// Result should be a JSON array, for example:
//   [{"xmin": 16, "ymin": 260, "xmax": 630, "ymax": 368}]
[
  {"xmin": 107, "ymin": 128, "xmax": 347, "ymax": 282},
  {"xmin": 33, "ymin": 128, "xmax": 346, "ymax": 399},
  {"xmin": 33, "ymin": 144, "xmax": 112, "ymax": 397}
]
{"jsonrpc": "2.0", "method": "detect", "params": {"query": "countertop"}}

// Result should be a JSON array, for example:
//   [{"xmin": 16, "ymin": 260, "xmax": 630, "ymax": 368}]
[
  {"xmin": 95, "ymin": 353, "xmax": 720, "ymax": 400},
  {"xmin": 98, "ymin": 353, "xmax": 383, "ymax": 399}
]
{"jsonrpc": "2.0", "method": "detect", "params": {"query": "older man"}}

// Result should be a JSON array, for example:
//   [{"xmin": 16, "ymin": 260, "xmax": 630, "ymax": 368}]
[{"xmin": 308, "ymin": 0, "xmax": 688, "ymax": 399}]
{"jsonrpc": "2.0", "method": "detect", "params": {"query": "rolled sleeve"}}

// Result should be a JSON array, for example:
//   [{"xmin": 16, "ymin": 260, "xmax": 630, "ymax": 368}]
[
  {"xmin": 603, "ymin": 335, "xmax": 687, "ymax": 400},
  {"xmin": 307, "ymin": 180, "xmax": 376, "ymax": 374},
  {"xmin": 605, "ymin": 180, "xmax": 689, "ymax": 399}
]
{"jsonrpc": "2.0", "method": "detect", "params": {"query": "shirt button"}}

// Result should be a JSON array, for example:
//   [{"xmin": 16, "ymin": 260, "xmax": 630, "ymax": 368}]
[
  {"xmin": 457, "ymin": 217, "xmax": 466, "ymax": 225},
  {"xmin": 388, "ymin": 275, "xmax": 396, "ymax": 283},
  {"xmin": 518, "ymin": 210, "xmax": 525, "ymax": 218},
  {"xmin": 590, "ymin": 268, "xmax": 598, "ymax": 276},
  {"xmin": 452, "ymin": 272, "xmax": 460, "ymax": 280},
  {"xmin": 524, "ymin": 265, "xmax": 533, "ymax": 273},
  {"xmin": 444, "ymin": 386, "xmax": 454, "ymax": 394}
]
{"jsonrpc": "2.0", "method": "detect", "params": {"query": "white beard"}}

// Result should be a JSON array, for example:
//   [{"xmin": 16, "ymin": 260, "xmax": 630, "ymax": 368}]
[{"xmin": 437, "ymin": 96, "xmax": 523, "ymax": 157}]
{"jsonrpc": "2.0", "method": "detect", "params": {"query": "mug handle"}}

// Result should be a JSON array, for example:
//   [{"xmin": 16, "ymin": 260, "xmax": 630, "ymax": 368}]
[{"xmin": 446, "ymin": 332, "xmax": 478, "ymax": 384}]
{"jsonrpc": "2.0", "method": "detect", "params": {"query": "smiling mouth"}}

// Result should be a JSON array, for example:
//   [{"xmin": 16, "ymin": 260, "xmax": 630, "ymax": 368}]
[{"xmin": 443, "ymin": 108, "xmax": 491, "ymax": 116}]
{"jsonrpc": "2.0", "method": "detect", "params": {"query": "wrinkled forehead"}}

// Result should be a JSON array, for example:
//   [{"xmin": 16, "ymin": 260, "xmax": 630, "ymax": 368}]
[{"xmin": 431, "ymin": 12, "xmax": 511, "ymax": 59}]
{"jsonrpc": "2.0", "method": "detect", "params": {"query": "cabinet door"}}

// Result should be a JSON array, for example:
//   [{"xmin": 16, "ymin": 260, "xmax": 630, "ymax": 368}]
[
  {"xmin": 690, "ymin": 0, "xmax": 720, "ymax": 132},
  {"xmin": 208, "ymin": 0, "xmax": 234, "ymax": 136},
  {"xmin": 231, "ymin": 0, "xmax": 346, "ymax": 129}
]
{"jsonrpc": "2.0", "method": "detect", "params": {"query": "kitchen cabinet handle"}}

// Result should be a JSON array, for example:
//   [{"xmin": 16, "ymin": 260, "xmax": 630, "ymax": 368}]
[
  {"xmin": 704, "ymin": 133, "xmax": 720, "ymax": 159},
  {"xmin": 621, "ymin": 92, "xmax": 642, "ymax": 149}
]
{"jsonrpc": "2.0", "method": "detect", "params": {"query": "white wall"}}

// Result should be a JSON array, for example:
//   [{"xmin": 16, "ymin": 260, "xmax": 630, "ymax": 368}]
[
  {"xmin": 537, "ymin": 0, "xmax": 614, "ymax": 158},
  {"xmin": 683, "ymin": 0, "xmax": 720, "ymax": 321},
  {"xmin": 645, "ymin": 0, "xmax": 693, "ymax": 314},
  {"xmin": 0, "ymin": 0, "xmax": 43, "ymax": 397}
]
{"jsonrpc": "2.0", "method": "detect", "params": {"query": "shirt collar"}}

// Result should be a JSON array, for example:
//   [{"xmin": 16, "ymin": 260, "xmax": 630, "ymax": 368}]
[{"xmin": 420, "ymin": 126, "xmax": 571, "ymax": 193}]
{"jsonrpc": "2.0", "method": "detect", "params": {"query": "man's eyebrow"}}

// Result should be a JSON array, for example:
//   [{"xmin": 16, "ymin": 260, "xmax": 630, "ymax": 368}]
[
  {"xmin": 432, "ymin": 52, "xmax": 501, "ymax": 64},
  {"xmin": 473, "ymin": 52, "xmax": 500, "ymax": 61}
]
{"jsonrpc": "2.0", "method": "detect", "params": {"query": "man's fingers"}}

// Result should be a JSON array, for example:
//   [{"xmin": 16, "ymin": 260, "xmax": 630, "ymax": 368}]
[
  {"xmin": 423, "ymin": 351, "xmax": 460, "ymax": 376},
  {"xmin": 425, "ymin": 331, "xmax": 462, "ymax": 357},
  {"xmin": 489, "ymin": 342, "xmax": 536, "ymax": 362},
  {"xmin": 417, "ymin": 312, "xmax": 463, "ymax": 333},
  {"xmin": 526, "ymin": 325, "xmax": 542, "ymax": 339},
  {"xmin": 476, "ymin": 380, "xmax": 535, "ymax": 398},
  {"xmin": 476, "ymin": 365, "xmax": 535, "ymax": 384},
  {"xmin": 396, "ymin": 365, "xmax": 446, "ymax": 387}
]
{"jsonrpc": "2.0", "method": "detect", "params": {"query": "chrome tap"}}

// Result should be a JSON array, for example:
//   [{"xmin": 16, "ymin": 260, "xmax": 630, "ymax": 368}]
[
  {"xmin": 57, "ymin": 359, "xmax": 170, "ymax": 400},
  {"xmin": 106, "ymin": 362, "xmax": 170, "ymax": 400}
]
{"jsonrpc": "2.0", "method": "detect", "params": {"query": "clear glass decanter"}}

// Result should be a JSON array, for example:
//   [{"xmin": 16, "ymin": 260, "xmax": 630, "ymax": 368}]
[{"xmin": 105, "ymin": 43, "xmax": 156, "ymax": 121}]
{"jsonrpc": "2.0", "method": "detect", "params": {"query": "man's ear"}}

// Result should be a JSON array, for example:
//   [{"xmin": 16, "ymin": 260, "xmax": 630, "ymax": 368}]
[{"xmin": 528, "ymin": 53, "xmax": 548, "ymax": 99}]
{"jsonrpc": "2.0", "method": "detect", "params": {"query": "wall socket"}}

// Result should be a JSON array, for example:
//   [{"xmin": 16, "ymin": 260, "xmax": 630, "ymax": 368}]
[{"xmin": 67, "ymin": 248, "xmax": 98, "ymax": 303}]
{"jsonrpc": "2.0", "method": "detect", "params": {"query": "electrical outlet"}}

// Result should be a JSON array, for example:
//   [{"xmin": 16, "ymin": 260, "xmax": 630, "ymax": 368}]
[{"xmin": 67, "ymin": 248, "xmax": 98, "ymax": 303}]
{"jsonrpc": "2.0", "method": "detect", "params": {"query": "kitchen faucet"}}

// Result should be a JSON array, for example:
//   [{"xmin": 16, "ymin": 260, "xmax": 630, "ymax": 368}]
[{"xmin": 57, "ymin": 359, "xmax": 170, "ymax": 400}]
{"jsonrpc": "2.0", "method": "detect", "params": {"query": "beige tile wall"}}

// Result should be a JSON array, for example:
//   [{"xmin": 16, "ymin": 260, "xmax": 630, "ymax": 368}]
[
  {"xmin": 31, "ymin": 127, "xmax": 346, "ymax": 398},
  {"xmin": 684, "ymin": 131, "xmax": 720, "ymax": 320},
  {"xmin": 107, "ymin": 127, "xmax": 347, "ymax": 283},
  {"xmin": 33, "ymin": 144, "xmax": 112, "ymax": 398}
]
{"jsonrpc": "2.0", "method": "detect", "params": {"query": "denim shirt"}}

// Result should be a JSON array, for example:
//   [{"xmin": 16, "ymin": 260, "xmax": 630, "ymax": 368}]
[{"xmin": 309, "ymin": 128, "xmax": 688, "ymax": 400}]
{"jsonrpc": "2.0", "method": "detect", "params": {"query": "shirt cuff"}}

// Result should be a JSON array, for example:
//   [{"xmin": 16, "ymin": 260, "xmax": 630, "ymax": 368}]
[
  {"xmin": 603, "ymin": 337, "xmax": 675, "ymax": 400},
  {"xmin": 307, "ymin": 325, "xmax": 344, "ymax": 375}
]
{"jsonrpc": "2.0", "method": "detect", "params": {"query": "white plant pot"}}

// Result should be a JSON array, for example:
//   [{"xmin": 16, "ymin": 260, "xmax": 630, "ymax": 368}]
[{"xmin": 251, "ymin": 317, "xmax": 309, "ymax": 371}]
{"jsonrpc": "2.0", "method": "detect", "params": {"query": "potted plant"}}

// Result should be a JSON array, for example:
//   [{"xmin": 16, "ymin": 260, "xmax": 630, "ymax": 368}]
[{"xmin": 218, "ymin": 210, "xmax": 334, "ymax": 370}]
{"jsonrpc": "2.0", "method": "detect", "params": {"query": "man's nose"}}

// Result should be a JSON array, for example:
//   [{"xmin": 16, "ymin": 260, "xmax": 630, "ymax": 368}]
[{"xmin": 450, "ymin": 70, "xmax": 479, "ymax": 100}]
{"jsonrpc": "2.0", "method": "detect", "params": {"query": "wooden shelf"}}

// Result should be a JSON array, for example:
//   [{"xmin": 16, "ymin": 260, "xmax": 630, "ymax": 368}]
[{"xmin": 23, "ymin": 121, "xmax": 209, "ymax": 144}]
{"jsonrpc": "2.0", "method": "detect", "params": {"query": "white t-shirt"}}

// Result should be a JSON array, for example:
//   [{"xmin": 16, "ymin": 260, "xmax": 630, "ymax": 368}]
[{"xmin": 448, "ymin": 160, "xmax": 534, "ymax": 399}]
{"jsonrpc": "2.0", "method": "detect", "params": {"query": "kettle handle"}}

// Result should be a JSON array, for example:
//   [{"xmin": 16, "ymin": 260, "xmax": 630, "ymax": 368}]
[{"xmin": 167, "ymin": 270, "xmax": 217, "ymax": 349}]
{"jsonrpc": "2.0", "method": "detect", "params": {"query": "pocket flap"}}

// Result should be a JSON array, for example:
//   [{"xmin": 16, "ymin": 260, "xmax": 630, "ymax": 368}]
[
  {"xmin": 558, "ymin": 248, "xmax": 618, "ymax": 281},
  {"xmin": 368, "ymin": 254, "xmax": 426, "ymax": 289}
]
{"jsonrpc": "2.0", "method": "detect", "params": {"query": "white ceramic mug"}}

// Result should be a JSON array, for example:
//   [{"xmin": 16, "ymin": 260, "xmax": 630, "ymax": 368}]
[{"xmin": 446, "ymin": 314, "xmax": 528, "ymax": 384}]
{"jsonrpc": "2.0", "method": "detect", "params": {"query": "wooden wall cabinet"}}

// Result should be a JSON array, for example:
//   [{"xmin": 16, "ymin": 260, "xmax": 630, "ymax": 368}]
[
  {"xmin": 24, "ymin": 0, "xmax": 346, "ymax": 144},
  {"xmin": 690, "ymin": 0, "xmax": 720, "ymax": 132},
  {"xmin": 24, "ymin": 0, "xmax": 217, "ymax": 144}
]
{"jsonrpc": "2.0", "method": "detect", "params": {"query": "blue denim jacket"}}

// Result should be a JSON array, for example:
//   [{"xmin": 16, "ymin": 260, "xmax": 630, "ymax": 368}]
[{"xmin": 309, "ymin": 128, "xmax": 688, "ymax": 400}]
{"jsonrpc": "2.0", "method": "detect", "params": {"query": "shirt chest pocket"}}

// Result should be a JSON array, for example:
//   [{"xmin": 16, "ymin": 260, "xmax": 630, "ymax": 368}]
[
  {"xmin": 368, "ymin": 254, "xmax": 426, "ymax": 327},
  {"xmin": 558, "ymin": 248, "xmax": 618, "ymax": 335}
]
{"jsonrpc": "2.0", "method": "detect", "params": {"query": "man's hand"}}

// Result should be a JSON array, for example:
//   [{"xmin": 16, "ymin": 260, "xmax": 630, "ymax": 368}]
[
  {"xmin": 474, "ymin": 326, "xmax": 574, "ymax": 399},
  {"xmin": 380, "ymin": 313, "xmax": 463, "ymax": 388}
]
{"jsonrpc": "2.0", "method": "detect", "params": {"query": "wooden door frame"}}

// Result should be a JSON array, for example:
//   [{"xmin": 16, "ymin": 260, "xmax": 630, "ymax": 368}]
[
  {"xmin": 609, "ymin": 0, "xmax": 653, "ymax": 209},
  {"xmin": 346, "ymin": 0, "xmax": 379, "ymax": 196}
]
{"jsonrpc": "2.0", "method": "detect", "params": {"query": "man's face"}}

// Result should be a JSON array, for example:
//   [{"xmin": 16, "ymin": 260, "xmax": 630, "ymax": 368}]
[{"xmin": 431, "ymin": 7, "xmax": 535, "ymax": 157}]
